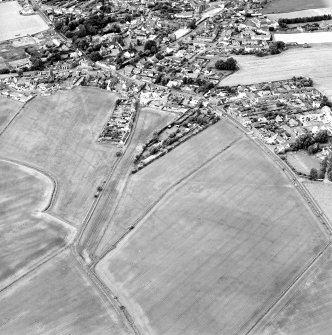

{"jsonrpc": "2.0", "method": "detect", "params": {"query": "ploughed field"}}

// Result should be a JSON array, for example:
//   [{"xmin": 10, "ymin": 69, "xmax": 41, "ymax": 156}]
[
  {"xmin": 0, "ymin": 250, "xmax": 130, "ymax": 335},
  {"xmin": 0, "ymin": 87, "xmax": 118, "ymax": 226},
  {"xmin": 0, "ymin": 160, "xmax": 71, "ymax": 290},
  {"xmin": 221, "ymin": 45, "xmax": 332, "ymax": 99},
  {"xmin": 96, "ymin": 124, "xmax": 328, "ymax": 335}
]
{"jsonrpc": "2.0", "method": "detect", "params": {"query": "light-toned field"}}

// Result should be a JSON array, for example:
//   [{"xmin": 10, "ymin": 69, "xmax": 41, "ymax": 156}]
[
  {"xmin": 286, "ymin": 151, "xmax": 321, "ymax": 174},
  {"xmin": 80, "ymin": 107, "xmax": 175, "ymax": 257},
  {"xmin": 95, "ymin": 119, "xmax": 241, "ymax": 257},
  {"xmin": 256, "ymin": 246, "xmax": 332, "ymax": 335},
  {"xmin": 275, "ymin": 32, "xmax": 332, "ymax": 44},
  {"xmin": 304, "ymin": 181, "xmax": 332, "ymax": 221},
  {"xmin": 267, "ymin": 7, "xmax": 332, "ymax": 19},
  {"xmin": 0, "ymin": 250, "xmax": 130, "ymax": 335},
  {"xmin": 0, "ymin": 159, "xmax": 72, "ymax": 289},
  {"xmin": 0, "ymin": 87, "xmax": 118, "ymax": 226},
  {"xmin": 0, "ymin": 1, "xmax": 49, "ymax": 42},
  {"xmin": 263, "ymin": 0, "xmax": 332, "ymax": 14},
  {"xmin": 97, "ymin": 130, "xmax": 327, "ymax": 335},
  {"xmin": 0, "ymin": 97, "xmax": 22, "ymax": 132},
  {"xmin": 221, "ymin": 44, "xmax": 332, "ymax": 99}
]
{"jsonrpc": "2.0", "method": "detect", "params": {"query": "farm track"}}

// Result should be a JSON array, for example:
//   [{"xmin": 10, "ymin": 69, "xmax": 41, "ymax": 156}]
[
  {"xmin": 96, "ymin": 133, "xmax": 243, "ymax": 263},
  {"xmin": 76, "ymin": 105, "xmax": 143, "ymax": 260}
]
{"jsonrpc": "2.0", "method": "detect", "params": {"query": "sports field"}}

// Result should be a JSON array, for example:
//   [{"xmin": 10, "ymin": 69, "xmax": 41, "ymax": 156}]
[
  {"xmin": 0, "ymin": 160, "xmax": 71, "ymax": 289},
  {"xmin": 0, "ymin": 87, "xmax": 118, "ymax": 226},
  {"xmin": 0, "ymin": 97, "xmax": 22, "ymax": 132},
  {"xmin": 0, "ymin": 250, "xmax": 130, "ymax": 335},
  {"xmin": 263, "ymin": 0, "xmax": 332, "ymax": 14},
  {"xmin": 256, "ymin": 246, "xmax": 332, "ymax": 335},
  {"xmin": 96, "ymin": 130, "xmax": 327, "ymax": 335},
  {"xmin": 95, "ymin": 119, "xmax": 241, "ymax": 257},
  {"xmin": 221, "ymin": 45, "xmax": 332, "ymax": 99},
  {"xmin": 0, "ymin": 2, "xmax": 48, "ymax": 42}
]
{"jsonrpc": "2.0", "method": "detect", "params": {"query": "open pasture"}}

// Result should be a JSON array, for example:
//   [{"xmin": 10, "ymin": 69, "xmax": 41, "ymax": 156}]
[
  {"xmin": 0, "ymin": 250, "xmax": 130, "ymax": 335},
  {"xmin": 221, "ymin": 44, "xmax": 332, "ymax": 99},
  {"xmin": 267, "ymin": 7, "xmax": 332, "ymax": 19},
  {"xmin": 263, "ymin": 0, "xmax": 332, "ymax": 14},
  {"xmin": 0, "ymin": 87, "xmax": 118, "ymax": 226},
  {"xmin": 0, "ymin": 97, "xmax": 22, "ymax": 132},
  {"xmin": 286, "ymin": 151, "xmax": 321, "ymax": 174},
  {"xmin": 0, "ymin": 1, "xmax": 48, "ymax": 42},
  {"xmin": 97, "ymin": 133, "xmax": 327, "ymax": 335},
  {"xmin": 0, "ymin": 160, "xmax": 71, "ymax": 290},
  {"xmin": 256, "ymin": 246, "xmax": 332, "ymax": 335},
  {"xmin": 95, "ymin": 119, "xmax": 241, "ymax": 257}
]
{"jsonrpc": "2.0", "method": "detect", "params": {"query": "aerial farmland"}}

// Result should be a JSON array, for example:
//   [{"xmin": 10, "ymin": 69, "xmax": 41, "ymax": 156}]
[{"xmin": 2, "ymin": 0, "xmax": 332, "ymax": 334}]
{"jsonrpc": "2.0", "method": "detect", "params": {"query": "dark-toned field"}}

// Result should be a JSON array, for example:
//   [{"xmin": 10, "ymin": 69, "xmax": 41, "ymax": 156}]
[
  {"xmin": 96, "ymin": 127, "xmax": 327, "ymax": 335},
  {"xmin": 0, "ymin": 87, "xmax": 118, "ymax": 226}
]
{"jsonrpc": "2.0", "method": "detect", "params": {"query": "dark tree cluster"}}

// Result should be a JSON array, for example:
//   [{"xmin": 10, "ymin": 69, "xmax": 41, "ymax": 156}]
[{"xmin": 215, "ymin": 57, "xmax": 238, "ymax": 71}]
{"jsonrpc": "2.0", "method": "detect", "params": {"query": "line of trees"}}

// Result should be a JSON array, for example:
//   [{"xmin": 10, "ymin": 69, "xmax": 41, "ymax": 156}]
[{"xmin": 278, "ymin": 14, "xmax": 332, "ymax": 28}]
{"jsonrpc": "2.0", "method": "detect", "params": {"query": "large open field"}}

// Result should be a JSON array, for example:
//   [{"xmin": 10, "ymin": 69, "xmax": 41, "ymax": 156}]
[
  {"xmin": 96, "ymin": 128, "xmax": 327, "ymax": 335},
  {"xmin": 0, "ymin": 2, "xmax": 49, "ymax": 42},
  {"xmin": 94, "ymin": 119, "xmax": 241, "ymax": 258},
  {"xmin": 0, "ymin": 97, "xmax": 22, "ymax": 132},
  {"xmin": 0, "ymin": 250, "xmax": 131, "ymax": 335},
  {"xmin": 0, "ymin": 159, "xmax": 72, "ymax": 290},
  {"xmin": 0, "ymin": 87, "xmax": 118, "ymax": 226},
  {"xmin": 263, "ymin": 0, "xmax": 332, "ymax": 14},
  {"xmin": 255, "ymin": 246, "xmax": 332, "ymax": 335},
  {"xmin": 221, "ymin": 44, "xmax": 332, "ymax": 99}
]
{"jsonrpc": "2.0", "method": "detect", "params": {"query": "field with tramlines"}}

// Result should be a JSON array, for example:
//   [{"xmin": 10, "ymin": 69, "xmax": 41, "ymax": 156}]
[{"xmin": 96, "ymin": 127, "xmax": 328, "ymax": 335}]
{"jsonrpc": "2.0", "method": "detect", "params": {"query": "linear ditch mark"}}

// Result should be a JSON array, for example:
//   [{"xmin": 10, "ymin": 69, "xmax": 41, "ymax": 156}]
[{"xmin": 95, "ymin": 135, "xmax": 243, "ymax": 263}]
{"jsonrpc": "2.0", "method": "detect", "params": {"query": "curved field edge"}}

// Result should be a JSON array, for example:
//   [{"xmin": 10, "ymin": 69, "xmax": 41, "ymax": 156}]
[
  {"xmin": 0, "ymin": 159, "xmax": 74, "ymax": 291},
  {"xmin": 0, "ymin": 87, "xmax": 119, "ymax": 227},
  {"xmin": 0, "ymin": 249, "xmax": 132, "ymax": 335},
  {"xmin": 95, "ymin": 122, "xmax": 328, "ymax": 335}
]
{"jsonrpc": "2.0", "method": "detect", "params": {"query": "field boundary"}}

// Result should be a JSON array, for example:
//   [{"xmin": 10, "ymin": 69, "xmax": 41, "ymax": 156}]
[{"xmin": 96, "ymin": 133, "xmax": 243, "ymax": 263}]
